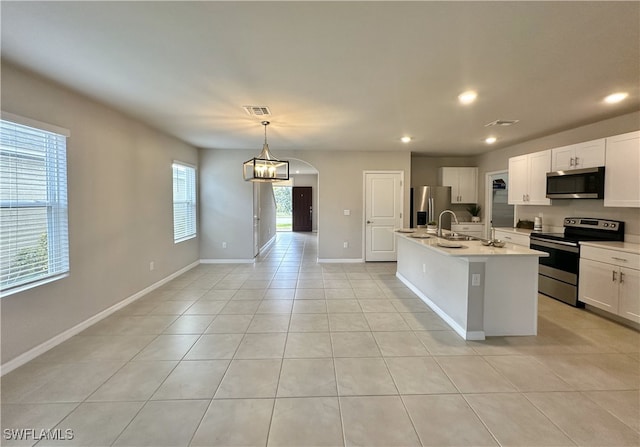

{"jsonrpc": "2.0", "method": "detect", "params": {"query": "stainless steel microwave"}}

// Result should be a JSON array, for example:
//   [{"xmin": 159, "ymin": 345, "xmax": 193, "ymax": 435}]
[{"xmin": 546, "ymin": 166, "xmax": 605, "ymax": 199}]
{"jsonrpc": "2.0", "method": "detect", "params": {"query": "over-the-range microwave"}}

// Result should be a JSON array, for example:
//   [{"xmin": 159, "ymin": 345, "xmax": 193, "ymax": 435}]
[{"xmin": 546, "ymin": 166, "xmax": 605, "ymax": 199}]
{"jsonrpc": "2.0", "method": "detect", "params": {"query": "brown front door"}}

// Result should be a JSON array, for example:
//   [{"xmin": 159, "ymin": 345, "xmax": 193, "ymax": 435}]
[{"xmin": 292, "ymin": 186, "xmax": 312, "ymax": 232}]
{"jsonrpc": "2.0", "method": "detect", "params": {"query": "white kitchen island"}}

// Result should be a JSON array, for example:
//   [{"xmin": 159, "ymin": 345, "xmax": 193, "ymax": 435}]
[{"xmin": 396, "ymin": 232, "xmax": 548, "ymax": 340}]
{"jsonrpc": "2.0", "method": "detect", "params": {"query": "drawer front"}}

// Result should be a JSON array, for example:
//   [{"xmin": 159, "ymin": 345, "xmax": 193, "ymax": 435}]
[
  {"xmin": 581, "ymin": 245, "xmax": 640, "ymax": 269},
  {"xmin": 494, "ymin": 230, "xmax": 530, "ymax": 247}
]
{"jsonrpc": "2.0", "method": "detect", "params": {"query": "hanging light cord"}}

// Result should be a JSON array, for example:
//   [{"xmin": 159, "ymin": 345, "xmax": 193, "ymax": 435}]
[{"xmin": 262, "ymin": 121, "xmax": 270, "ymax": 145}]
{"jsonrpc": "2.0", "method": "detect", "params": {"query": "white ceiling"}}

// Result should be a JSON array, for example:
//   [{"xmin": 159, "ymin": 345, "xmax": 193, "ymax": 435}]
[{"xmin": 1, "ymin": 1, "xmax": 638, "ymax": 156}]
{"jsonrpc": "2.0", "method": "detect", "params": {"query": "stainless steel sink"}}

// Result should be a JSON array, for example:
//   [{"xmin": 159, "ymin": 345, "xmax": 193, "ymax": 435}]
[{"xmin": 442, "ymin": 233, "xmax": 478, "ymax": 241}]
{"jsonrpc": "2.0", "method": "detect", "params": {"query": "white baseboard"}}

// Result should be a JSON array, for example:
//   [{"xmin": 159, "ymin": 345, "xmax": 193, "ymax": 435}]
[
  {"xmin": 0, "ymin": 261, "xmax": 200, "ymax": 376},
  {"xmin": 260, "ymin": 235, "xmax": 276, "ymax": 253},
  {"xmin": 199, "ymin": 259, "xmax": 255, "ymax": 264},
  {"xmin": 317, "ymin": 258, "xmax": 364, "ymax": 263},
  {"xmin": 395, "ymin": 271, "xmax": 485, "ymax": 341}
]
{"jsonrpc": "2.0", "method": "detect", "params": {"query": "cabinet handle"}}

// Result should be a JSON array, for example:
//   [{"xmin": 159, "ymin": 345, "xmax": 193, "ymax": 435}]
[
  {"xmin": 611, "ymin": 257, "xmax": 628, "ymax": 262},
  {"xmin": 575, "ymin": 156, "xmax": 579, "ymax": 166},
  {"xmin": 523, "ymin": 194, "xmax": 526, "ymax": 202},
  {"xmin": 620, "ymin": 272, "xmax": 625, "ymax": 284},
  {"xmin": 504, "ymin": 236, "xmax": 512, "ymax": 240},
  {"xmin": 612, "ymin": 270, "xmax": 617, "ymax": 282},
  {"xmin": 569, "ymin": 157, "xmax": 574, "ymax": 167}
]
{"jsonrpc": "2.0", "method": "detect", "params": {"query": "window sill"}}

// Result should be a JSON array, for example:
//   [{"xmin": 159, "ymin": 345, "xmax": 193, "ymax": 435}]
[{"xmin": 0, "ymin": 273, "xmax": 69, "ymax": 298}]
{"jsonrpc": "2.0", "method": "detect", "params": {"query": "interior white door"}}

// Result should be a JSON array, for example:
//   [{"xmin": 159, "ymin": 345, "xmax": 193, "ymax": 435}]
[
  {"xmin": 365, "ymin": 172, "xmax": 403, "ymax": 261},
  {"xmin": 253, "ymin": 183, "xmax": 260, "ymax": 257}
]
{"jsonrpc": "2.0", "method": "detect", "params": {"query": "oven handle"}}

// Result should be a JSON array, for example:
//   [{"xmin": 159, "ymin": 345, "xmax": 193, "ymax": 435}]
[{"xmin": 530, "ymin": 239, "xmax": 579, "ymax": 253}]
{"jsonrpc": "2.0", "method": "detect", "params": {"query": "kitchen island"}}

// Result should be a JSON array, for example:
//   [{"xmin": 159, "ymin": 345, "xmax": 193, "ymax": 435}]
[{"xmin": 395, "ymin": 232, "xmax": 548, "ymax": 340}]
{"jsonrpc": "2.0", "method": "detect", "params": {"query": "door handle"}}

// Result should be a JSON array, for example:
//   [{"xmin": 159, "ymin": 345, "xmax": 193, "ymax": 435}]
[{"xmin": 367, "ymin": 220, "xmax": 373, "ymax": 224}]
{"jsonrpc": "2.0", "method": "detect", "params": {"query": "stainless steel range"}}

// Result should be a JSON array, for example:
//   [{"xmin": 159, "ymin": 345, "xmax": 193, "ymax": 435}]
[{"xmin": 529, "ymin": 217, "xmax": 625, "ymax": 306}]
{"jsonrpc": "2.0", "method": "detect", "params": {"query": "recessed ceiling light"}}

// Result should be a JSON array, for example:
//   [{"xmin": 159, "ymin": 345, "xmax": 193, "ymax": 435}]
[
  {"xmin": 401, "ymin": 136, "xmax": 412, "ymax": 143},
  {"xmin": 458, "ymin": 91, "xmax": 477, "ymax": 105},
  {"xmin": 484, "ymin": 137, "xmax": 497, "ymax": 144},
  {"xmin": 604, "ymin": 92, "xmax": 628, "ymax": 104}
]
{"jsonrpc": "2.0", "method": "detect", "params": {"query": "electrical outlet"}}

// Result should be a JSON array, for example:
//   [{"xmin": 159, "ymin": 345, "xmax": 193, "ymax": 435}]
[
  {"xmin": 472, "ymin": 273, "xmax": 481, "ymax": 286},
  {"xmin": 343, "ymin": 241, "xmax": 349, "ymax": 248},
  {"xmin": 149, "ymin": 261, "xmax": 155, "ymax": 271},
  {"xmin": 222, "ymin": 242, "xmax": 227, "ymax": 249}
]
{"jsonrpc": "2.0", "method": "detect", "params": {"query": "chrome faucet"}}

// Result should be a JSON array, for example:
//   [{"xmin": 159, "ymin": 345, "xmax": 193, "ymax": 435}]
[{"xmin": 437, "ymin": 210, "xmax": 459, "ymax": 237}]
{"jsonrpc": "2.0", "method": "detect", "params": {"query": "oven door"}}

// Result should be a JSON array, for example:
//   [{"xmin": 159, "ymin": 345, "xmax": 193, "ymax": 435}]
[{"xmin": 530, "ymin": 238, "xmax": 581, "ymax": 306}]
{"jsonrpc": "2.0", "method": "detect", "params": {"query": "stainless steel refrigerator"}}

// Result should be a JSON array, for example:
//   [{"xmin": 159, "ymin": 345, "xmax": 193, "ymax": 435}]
[{"xmin": 411, "ymin": 186, "xmax": 452, "ymax": 229}]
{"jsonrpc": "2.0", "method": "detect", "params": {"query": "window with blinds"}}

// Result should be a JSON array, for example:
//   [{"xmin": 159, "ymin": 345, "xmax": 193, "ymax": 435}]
[
  {"xmin": 0, "ymin": 116, "xmax": 70, "ymax": 294},
  {"xmin": 172, "ymin": 162, "xmax": 196, "ymax": 243}
]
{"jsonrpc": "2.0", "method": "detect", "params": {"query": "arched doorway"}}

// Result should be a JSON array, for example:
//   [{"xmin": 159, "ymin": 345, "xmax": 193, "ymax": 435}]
[{"xmin": 272, "ymin": 158, "xmax": 319, "ymax": 233}]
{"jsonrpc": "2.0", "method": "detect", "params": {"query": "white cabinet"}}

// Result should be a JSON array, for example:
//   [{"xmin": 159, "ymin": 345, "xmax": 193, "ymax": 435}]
[
  {"xmin": 551, "ymin": 138, "xmax": 605, "ymax": 171},
  {"xmin": 579, "ymin": 245, "xmax": 640, "ymax": 323},
  {"xmin": 508, "ymin": 150, "xmax": 551, "ymax": 205},
  {"xmin": 438, "ymin": 167, "xmax": 478, "ymax": 204},
  {"xmin": 493, "ymin": 229, "xmax": 530, "ymax": 247},
  {"xmin": 451, "ymin": 223, "xmax": 484, "ymax": 238},
  {"xmin": 604, "ymin": 131, "xmax": 640, "ymax": 208}
]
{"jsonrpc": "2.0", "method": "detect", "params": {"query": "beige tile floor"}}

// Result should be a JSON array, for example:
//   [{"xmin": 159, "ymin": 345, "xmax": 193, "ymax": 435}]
[{"xmin": 2, "ymin": 232, "xmax": 639, "ymax": 446}]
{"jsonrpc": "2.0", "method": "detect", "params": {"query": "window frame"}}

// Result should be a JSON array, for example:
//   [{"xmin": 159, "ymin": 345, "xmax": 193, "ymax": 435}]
[
  {"xmin": 1, "ymin": 112, "xmax": 70, "ymax": 297},
  {"xmin": 172, "ymin": 161, "xmax": 197, "ymax": 243}
]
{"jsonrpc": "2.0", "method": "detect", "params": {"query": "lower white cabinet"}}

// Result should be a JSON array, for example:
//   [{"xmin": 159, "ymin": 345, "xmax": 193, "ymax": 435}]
[
  {"xmin": 493, "ymin": 229, "xmax": 530, "ymax": 247},
  {"xmin": 451, "ymin": 223, "xmax": 484, "ymax": 238},
  {"xmin": 579, "ymin": 245, "xmax": 640, "ymax": 323}
]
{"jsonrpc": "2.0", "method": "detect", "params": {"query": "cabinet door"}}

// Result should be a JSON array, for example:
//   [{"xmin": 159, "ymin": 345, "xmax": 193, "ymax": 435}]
[
  {"xmin": 508, "ymin": 155, "xmax": 528, "ymax": 205},
  {"xmin": 527, "ymin": 150, "xmax": 551, "ymax": 205},
  {"xmin": 578, "ymin": 259, "xmax": 618, "ymax": 312},
  {"xmin": 439, "ymin": 168, "xmax": 460, "ymax": 202},
  {"xmin": 574, "ymin": 139, "xmax": 605, "ymax": 169},
  {"xmin": 618, "ymin": 267, "xmax": 640, "ymax": 323},
  {"xmin": 604, "ymin": 131, "xmax": 640, "ymax": 207},
  {"xmin": 457, "ymin": 167, "xmax": 478, "ymax": 203},
  {"xmin": 551, "ymin": 145, "xmax": 575, "ymax": 171}
]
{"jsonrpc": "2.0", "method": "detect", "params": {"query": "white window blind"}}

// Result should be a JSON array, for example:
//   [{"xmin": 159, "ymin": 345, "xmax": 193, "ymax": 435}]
[
  {"xmin": 172, "ymin": 162, "xmax": 196, "ymax": 243},
  {"xmin": 0, "ymin": 117, "xmax": 69, "ymax": 294}
]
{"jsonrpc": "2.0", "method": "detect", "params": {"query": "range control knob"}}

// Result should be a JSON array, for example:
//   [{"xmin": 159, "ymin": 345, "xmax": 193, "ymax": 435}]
[
  {"xmin": 603, "ymin": 223, "xmax": 609, "ymax": 227},
  {"xmin": 570, "ymin": 220, "xmax": 576, "ymax": 224}
]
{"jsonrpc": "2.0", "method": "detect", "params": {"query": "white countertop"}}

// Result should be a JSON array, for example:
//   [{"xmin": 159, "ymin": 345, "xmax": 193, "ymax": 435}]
[
  {"xmin": 395, "ymin": 231, "xmax": 548, "ymax": 257},
  {"xmin": 580, "ymin": 240, "xmax": 640, "ymax": 255}
]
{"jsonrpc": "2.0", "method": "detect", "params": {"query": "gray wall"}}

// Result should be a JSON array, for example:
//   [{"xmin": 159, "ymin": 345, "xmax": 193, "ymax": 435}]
[
  {"xmin": 199, "ymin": 149, "xmax": 255, "ymax": 260},
  {"xmin": 279, "ymin": 150, "xmax": 411, "ymax": 260},
  {"xmin": 259, "ymin": 182, "xmax": 277, "ymax": 248},
  {"xmin": 199, "ymin": 149, "xmax": 411, "ymax": 260},
  {"xmin": 1, "ymin": 63, "xmax": 200, "ymax": 364},
  {"xmin": 476, "ymin": 111, "xmax": 640, "ymax": 236}
]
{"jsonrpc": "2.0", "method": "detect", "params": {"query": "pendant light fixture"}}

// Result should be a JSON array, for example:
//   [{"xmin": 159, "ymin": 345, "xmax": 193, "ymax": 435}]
[{"xmin": 243, "ymin": 121, "xmax": 289, "ymax": 182}]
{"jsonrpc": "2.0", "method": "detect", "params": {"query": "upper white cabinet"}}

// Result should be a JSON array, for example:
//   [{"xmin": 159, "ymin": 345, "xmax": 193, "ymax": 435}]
[
  {"xmin": 551, "ymin": 138, "xmax": 605, "ymax": 171},
  {"xmin": 604, "ymin": 131, "xmax": 640, "ymax": 208},
  {"xmin": 438, "ymin": 167, "xmax": 478, "ymax": 204},
  {"xmin": 508, "ymin": 150, "xmax": 551, "ymax": 205}
]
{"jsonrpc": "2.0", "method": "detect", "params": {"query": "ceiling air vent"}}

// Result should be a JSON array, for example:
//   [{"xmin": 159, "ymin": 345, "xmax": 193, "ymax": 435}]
[
  {"xmin": 485, "ymin": 119, "xmax": 519, "ymax": 127},
  {"xmin": 243, "ymin": 105, "xmax": 272, "ymax": 117}
]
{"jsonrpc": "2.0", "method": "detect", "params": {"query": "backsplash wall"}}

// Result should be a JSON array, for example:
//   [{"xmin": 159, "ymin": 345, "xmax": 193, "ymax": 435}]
[{"xmin": 516, "ymin": 201, "xmax": 640, "ymax": 239}]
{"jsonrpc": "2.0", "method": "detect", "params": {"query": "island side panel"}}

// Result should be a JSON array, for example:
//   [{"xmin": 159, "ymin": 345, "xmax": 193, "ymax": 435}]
[
  {"xmin": 396, "ymin": 237, "xmax": 470, "ymax": 337},
  {"xmin": 483, "ymin": 256, "xmax": 539, "ymax": 336}
]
